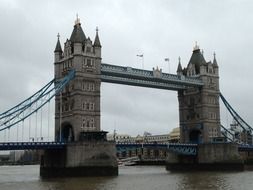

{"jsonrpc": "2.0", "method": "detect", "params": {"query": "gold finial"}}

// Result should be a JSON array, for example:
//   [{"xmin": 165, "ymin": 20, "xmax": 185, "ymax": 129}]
[
  {"xmin": 96, "ymin": 26, "xmax": 99, "ymax": 32},
  {"xmin": 213, "ymin": 52, "xmax": 216, "ymax": 58},
  {"xmin": 57, "ymin": 33, "xmax": 60, "ymax": 40},
  {"xmin": 193, "ymin": 41, "xmax": 199, "ymax": 51},
  {"xmin": 178, "ymin": 56, "xmax": 181, "ymax": 63},
  {"xmin": 75, "ymin": 13, "xmax": 80, "ymax": 25}
]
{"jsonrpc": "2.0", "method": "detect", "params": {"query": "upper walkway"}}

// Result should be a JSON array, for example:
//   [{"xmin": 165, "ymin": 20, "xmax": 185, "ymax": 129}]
[{"xmin": 101, "ymin": 63, "xmax": 204, "ymax": 90}]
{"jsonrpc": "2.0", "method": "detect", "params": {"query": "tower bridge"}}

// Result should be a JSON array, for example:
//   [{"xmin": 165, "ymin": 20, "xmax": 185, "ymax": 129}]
[{"xmin": 0, "ymin": 17, "xmax": 253, "ymax": 176}]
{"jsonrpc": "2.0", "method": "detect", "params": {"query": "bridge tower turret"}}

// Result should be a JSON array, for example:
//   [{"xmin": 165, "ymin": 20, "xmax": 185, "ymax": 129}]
[
  {"xmin": 54, "ymin": 17, "xmax": 102, "ymax": 142},
  {"xmin": 54, "ymin": 33, "xmax": 63, "ymax": 63},
  {"xmin": 178, "ymin": 44, "xmax": 221, "ymax": 143}
]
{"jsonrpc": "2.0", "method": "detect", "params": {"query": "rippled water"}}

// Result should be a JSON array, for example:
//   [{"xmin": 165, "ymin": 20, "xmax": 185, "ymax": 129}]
[{"xmin": 0, "ymin": 165, "xmax": 253, "ymax": 190}]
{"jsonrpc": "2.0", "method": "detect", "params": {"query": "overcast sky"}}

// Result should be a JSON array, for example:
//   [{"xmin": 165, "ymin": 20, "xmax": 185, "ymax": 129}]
[{"xmin": 0, "ymin": 0, "xmax": 253, "ymax": 138}]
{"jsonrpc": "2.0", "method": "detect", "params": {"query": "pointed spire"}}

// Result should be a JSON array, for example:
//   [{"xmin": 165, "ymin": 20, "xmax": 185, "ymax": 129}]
[
  {"xmin": 177, "ymin": 56, "xmax": 183, "ymax": 74},
  {"xmin": 54, "ymin": 33, "xmax": 63, "ymax": 53},
  {"xmin": 193, "ymin": 41, "xmax": 200, "ymax": 51},
  {"xmin": 213, "ymin": 52, "xmax": 218, "ymax": 67},
  {"xmin": 70, "ymin": 16, "xmax": 86, "ymax": 43},
  {"xmin": 94, "ymin": 26, "xmax": 101, "ymax": 47},
  {"xmin": 75, "ymin": 13, "xmax": 80, "ymax": 25},
  {"xmin": 188, "ymin": 44, "xmax": 206, "ymax": 74}
]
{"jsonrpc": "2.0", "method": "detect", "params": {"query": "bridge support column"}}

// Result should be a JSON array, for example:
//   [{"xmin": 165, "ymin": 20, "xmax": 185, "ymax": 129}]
[
  {"xmin": 166, "ymin": 143, "xmax": 244, "ymax": 171},
  {"xmin": 40, "ymin": 141, "xmax": 118, "ymax": 177}
]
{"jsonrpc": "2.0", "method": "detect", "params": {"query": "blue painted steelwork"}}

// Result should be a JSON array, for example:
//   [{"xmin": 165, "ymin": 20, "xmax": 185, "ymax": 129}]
[
  {"xmin": 0, "ymin": 141, "xmax": 66, "ymax": 150},
  {"xmin": 0, "ymin": 70, "xmax": 75, "ymax": 132},
  {"xmin": 167, "ymin": 143, "xmax": 198, "ymax": 155},
  {"xmin": 0, "ymin": 140, "xmax": 251, "ymax": 154},
  {"xmin": 220, "ymin": 93, "xmax": 253, "ymax": 132},
  {"xmin": 238, "ymin": 144, "xmax": 253, "ymax": 151},
  {"xmin": 116, "ymin": 142, "xmax": 167, "ymax": 149},
  {"xmin": 101, "ymin": 63, "xmax": 204, "ymax": 90},
  {"xmin": 116, "ymin": 142, "xmax": 197, "ymax": 155}
]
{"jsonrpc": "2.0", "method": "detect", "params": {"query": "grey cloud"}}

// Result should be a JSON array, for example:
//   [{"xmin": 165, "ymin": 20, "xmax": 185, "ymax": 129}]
[{"xmin": 0, "ymin": 0, "xmax": 252, "ymax": 138}]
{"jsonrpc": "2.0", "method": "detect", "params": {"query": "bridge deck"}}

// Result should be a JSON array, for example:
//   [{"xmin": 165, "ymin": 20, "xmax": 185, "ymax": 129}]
[{"xmin": 0, "ymin": 142, "xmax": 66, "ymax": 150}]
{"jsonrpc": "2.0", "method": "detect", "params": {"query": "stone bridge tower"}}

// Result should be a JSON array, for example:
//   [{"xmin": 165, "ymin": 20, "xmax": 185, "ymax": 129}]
[
  {"xmin": 54, "ymin": 17, "xmax": 102, "ymax": 142},
  {"xmin": 40, "ymin": 18, "xmax": 117, "ymax": 177},
  {"xmin": 177, "ymin": 44, "xmax": 220, "ymax": 143}
]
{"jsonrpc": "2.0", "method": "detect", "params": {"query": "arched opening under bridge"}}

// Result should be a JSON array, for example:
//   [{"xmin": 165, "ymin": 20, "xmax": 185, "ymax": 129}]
[
  {"xmin": 61, "ymin": 123, "xmax": 74, "ymax": 142},
  {"xmin": 189, "ymin": 129, "xmax": 202, "ymax": 144}
]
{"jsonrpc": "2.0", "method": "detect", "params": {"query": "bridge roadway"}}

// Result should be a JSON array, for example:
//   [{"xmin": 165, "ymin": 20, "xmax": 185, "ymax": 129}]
[
  {"xmin": 0, "ymin": 142, "xmax": 252, "ymax": 155},
  {"xmin": 0, "ymin": 142, "xmax": 66, "ymax": 150}
]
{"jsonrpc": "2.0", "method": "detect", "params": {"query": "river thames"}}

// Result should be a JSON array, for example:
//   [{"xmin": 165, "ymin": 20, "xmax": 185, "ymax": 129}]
[{"xmin": 0, "ymin": 165, "xmax": 253, "ymax": 190}]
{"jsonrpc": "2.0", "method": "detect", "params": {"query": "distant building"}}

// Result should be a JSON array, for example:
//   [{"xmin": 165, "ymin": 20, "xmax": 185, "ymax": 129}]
[
  {"xmin": 145, "ymin": 134, "xmax": 170, "ymax": 143},
  {"xmin": 107, "ymin": 132, "xmax": 172, "ymax": 144},
  {"xmin": 230, "ymin": 120, "xmax": 252, "ymax": 144},
  {"xmin": 107, "ymin": 134, "xmax": 135, "ymax": 143},
  {"xmin": 168, "ymin": 127, "xmax": 180, "ymax": 143}
]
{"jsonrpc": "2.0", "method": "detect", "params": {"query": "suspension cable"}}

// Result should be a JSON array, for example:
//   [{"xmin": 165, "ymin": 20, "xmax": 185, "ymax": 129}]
[
  {"xmin": 59, "ymin": 93, "xmax": 62, "ymax": 142},
  {"xmin": 48, "ymin": 100, "xmax": 50, "ymax": 141},
  {"xmin": 40, "ymin": 107, "xmax": 43, "ymax": 141},
  {"xmin": 8, "ymin": 128, "xmax": 10, "ymax": 142},
  {"xmin": 35, "ymin": 110, "xmax": 37, "ymax": 142},
  {"xmin": 29, "ymin": 106, "xmax": 31, "ymax": 140},
  {"xmin": 22, "ymin": 119, "xmax": 24, "ymax": 142},
  {"xmin": 16, "ymin": 122, "xmax": 19, "ymax": 142},
  {"xmin": 0, "ymin": 70, "xmax": 75, "ymax": 132},
  {"xmin": 220, "ymin": 93, "xmax": 253, "ymax": 131}
]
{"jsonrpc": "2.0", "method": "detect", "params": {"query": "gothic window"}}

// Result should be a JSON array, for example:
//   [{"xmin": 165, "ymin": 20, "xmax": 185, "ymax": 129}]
[
  {"xmin": 90, "ymin": 102, "xmax": 95, "ymax": 110},
  {"xmin": 87, "ymin": 59, "xmax": 92, "ymax": 67},
  {"xmin": 190, "ymin": 98, "xmax": 195, "ymax": 106},
  {"xmin": 82, "ymin": 82, "xmax": 95, "ymax": 91},
  {"xmin": 86, "ymin": 102, "xmax": 89, "ymax": 110},
  {"xmin": 71, "ymin": 99, "xmax": 74, "ymax": 110},
  {"xmin": 92, "ymin": 60, "xmax": 95, "ymax": 68},
  {"xmin": 90, "ymin": 118, "xmax": 95, "ymax": 128},
  {"xmin": 82, "ymin": 59, "xmax": 86, "ymax": 68},
  {"xmin": 86, "ymin": 46, "xmax": 91, "ymax": 53},
  {"xmin": 87, "ymin": 83, "xmax": 91, "ymax": 91},
  {"xmin": 90, "ymin": 83, "xmax": 94, "ymax": 91},
  {"xmin": 65, "ymin": 103, "xmax": 68, "ymax": 111},
  {"xmin": 82, "ymin": 118, "xmax": 86, "ymax": 128},
  {"xmin": 57, "ymin": 103, "xmax": 60, "ymax": 112}
]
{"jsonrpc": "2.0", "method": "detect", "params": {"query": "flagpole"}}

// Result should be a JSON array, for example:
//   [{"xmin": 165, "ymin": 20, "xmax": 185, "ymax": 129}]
[
  {"xmin": 165, "ymin": 58, "xmax": 170, "ymax": 73},
  {"xmin": 142, "ymin": 55, "xmax": 144, "ymax": 69},
  {"xmin": 137, "ymin": 54, "xmax": 144, "ymax": 69}
]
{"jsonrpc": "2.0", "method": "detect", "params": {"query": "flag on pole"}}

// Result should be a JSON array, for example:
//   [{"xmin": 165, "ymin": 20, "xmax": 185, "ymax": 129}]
[
  {"xmin": 137, "ymin": 54, "xmax": 143, "ymax": 57},
  {"xmin": 164, "ymin": 58, "xmax": 169, "ymax": 62}
]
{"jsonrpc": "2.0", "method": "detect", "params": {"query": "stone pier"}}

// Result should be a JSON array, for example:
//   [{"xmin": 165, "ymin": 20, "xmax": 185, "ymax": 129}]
[
  {"xmin": 40, "ymin": 141, "xmax": 118, "ymax": 177},
  {"xmin": 166, "ymin": 143, "xmax": 244, "ymax": 171}
]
